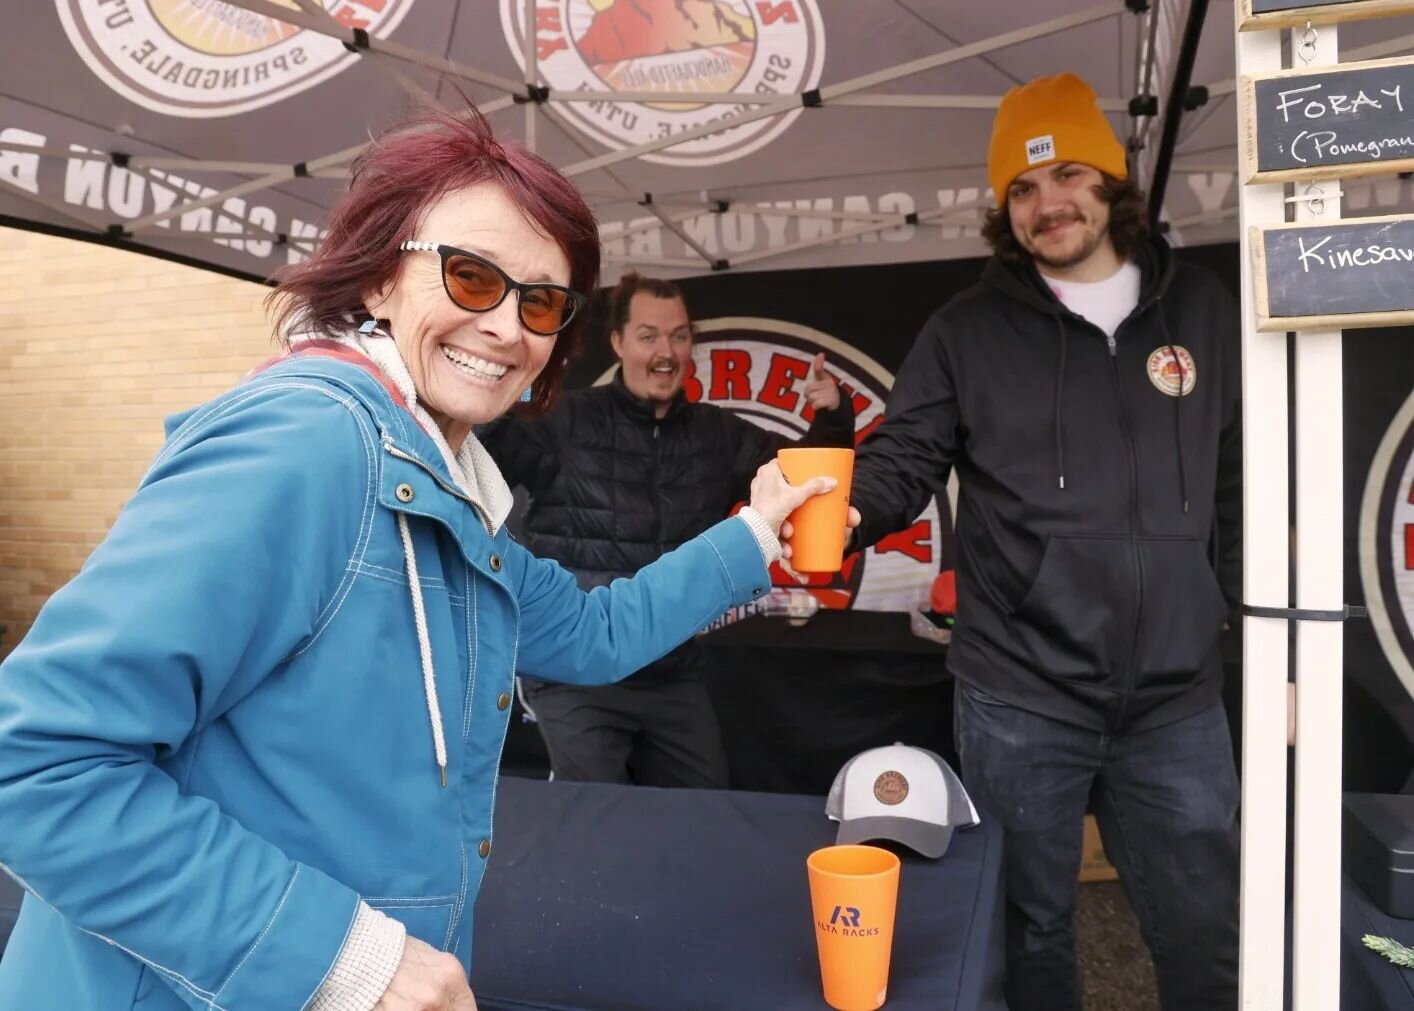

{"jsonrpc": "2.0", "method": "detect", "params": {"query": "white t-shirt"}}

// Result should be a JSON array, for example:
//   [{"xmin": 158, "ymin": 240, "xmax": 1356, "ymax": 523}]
[{"xmin": 1044, "ymin": 261, "xmax": 1141, "ymax": 338}]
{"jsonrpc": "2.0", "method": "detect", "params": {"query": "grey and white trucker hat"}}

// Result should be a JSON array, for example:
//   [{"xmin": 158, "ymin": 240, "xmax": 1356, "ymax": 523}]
[{"xmin": 825, "ymin": 743, "xmax": 979, "ymax": 859}]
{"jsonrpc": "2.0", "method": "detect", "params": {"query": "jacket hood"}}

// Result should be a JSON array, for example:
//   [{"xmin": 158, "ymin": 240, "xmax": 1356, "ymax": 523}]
[{"xmin": 980, "ymin": 235, "xmax": 1178, "ymax": 316}]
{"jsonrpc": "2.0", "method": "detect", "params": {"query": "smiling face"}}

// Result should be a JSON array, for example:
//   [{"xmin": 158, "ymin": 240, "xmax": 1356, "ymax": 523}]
[
  {"xmin": 366, "ymin": 182, "xmax": 570, "ymax": 450},
  {"xmin": 610, "ymin": 292, "xmax": 694, "ymax": 417},
  {"xmin": 1006, "ymin": 161, "xmax": 1119, "ymax": 279}
]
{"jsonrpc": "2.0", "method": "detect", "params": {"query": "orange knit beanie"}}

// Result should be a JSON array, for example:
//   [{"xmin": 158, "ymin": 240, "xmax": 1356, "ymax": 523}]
[{"xmin": 987, "ymin": 73, "xmax": 1128, "ymax": 204}]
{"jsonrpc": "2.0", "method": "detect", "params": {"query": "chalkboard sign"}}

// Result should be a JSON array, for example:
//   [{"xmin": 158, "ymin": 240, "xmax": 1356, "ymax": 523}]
[
  {"xmin": 1239, "ymin": 0, "xmax": 1414, "ymax": 30},
  {"xmin": 1242, "ymin": 57, "xmax": 1414, "ymax": 183},
  {"xmin": 1252, "ymin": 214, "xmax": 1414, "ymax": 330}
]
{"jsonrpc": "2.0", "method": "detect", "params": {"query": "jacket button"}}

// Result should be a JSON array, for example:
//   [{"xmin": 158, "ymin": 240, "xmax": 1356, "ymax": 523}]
[
  {"xmin": 478, "ymin": 839, "xmax": 491, "ymax": 859},
  {"xmin": 497, "ymin": 692, "xmax": 511, "ymax": 711},
  {"xmin": 489, "ymin": 554, "xmax": 503, "ymax": 572},
  {"xmin": 395, "ymin": 483, "xmax": 415, "ymax": 503}
]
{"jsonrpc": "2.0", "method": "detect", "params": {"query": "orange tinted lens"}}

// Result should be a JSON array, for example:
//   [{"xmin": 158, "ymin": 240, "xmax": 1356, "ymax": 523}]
[
  {"xmin": 520, "ymin": 286, "xmax": 572, "ymax": 334},
  {"xmin": 444, "ymin": 255, "xmax": 505, "ymax": 310}
]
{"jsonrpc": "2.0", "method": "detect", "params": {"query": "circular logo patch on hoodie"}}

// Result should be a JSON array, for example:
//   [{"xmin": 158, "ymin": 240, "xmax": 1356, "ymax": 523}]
[
  {"xmin": 873, "ymin": 771, "xmax": 909, "ymax": 805},
  {"xmin": 1147, "ymin": 345, "xmax": 1197, "ymax": 397}
]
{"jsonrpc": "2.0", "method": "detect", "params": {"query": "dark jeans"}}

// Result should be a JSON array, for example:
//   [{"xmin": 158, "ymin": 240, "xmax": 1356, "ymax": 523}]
[
  {"xmin": 519, "ymin": 670, "xmax": 730, "ymax": 789},
  {"xmin": 955, "ymin": 681, "xmax": 1239, "ymax": 1011}
]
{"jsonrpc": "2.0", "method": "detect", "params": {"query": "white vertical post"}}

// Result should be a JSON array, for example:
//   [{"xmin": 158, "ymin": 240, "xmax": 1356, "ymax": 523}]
[
  {"xmin": 1289, "ymin": 21, "xmax": 1344, "ymax": 1011},
  {"xmin": 1234, "ymin": 16, "xmax": 1289, "ymax": 1011}
]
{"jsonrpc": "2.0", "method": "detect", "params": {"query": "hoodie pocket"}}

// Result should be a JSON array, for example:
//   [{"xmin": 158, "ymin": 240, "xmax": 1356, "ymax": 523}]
[
  {"xmin": 1133, "ymin": 536, "xmax": 1228, "ymax": 688},
  {"xmin": 367, "ymin": 894, "xmax": 457, "ymax": 952},
  {"xmin": 1007, "ymin": 535, "xmax": 1135, "ymax": 683}
]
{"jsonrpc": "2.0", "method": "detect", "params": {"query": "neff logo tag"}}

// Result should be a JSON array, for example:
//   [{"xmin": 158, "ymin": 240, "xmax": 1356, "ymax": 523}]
[{"xmin": 1026, "ymin": 135, "xmax": 1055, "ymax": 164}]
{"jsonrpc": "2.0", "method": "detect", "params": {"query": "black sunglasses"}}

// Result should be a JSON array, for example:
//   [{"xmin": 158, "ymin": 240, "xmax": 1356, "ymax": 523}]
[{"xmin": 400, "ymin": 240, "xmax": 586, "ymax": 337}]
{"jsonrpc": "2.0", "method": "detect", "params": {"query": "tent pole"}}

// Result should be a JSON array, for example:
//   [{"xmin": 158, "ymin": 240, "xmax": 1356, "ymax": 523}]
[
  {"xmin": 546, "ymin": 92, "xmax": 1127, "ymax": 111},
  {"xmin": 1147, "ymin": 0, "xmax": 1210, "ymax": 227},
  {"xmin": 523, "ymin": 0, "xmax": 538, "ymax": 153}
]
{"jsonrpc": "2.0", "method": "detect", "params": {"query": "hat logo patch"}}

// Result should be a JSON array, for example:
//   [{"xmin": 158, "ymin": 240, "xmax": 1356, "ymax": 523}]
[
  {"xmin": 1026, "ymin": 134, "xmax": 1055, "ymax": 165},
  {"xmin": 873, "ymin": 770, "xmax": 909, "ymax": 805}
]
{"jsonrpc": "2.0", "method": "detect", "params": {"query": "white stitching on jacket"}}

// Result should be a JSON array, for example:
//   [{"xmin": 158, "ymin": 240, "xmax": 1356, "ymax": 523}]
[{"xmin": 212, "ymin": 865, "xmax": 300, "ymax": 1002}]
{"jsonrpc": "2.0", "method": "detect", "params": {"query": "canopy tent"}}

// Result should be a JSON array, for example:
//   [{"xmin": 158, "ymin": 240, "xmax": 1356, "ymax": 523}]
[
  {"xmin": 4, "ymin": 0, "xmax": 1410, "ymax": 282},
  {"xmin": 6, "ymin": 5, "xmax": 1414, "ymax": 1011}
]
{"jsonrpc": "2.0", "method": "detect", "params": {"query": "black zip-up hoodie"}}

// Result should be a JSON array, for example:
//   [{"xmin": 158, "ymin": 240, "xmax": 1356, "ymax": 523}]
[{"xmin": 851, "ymin": 238, "xmax": 1242, "ymax": 732}]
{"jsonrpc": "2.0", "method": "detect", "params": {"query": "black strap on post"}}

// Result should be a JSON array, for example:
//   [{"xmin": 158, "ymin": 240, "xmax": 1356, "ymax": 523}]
[{"xmin": 1241, "ymin": 604, "xmax": 1369, "ymax": 622}]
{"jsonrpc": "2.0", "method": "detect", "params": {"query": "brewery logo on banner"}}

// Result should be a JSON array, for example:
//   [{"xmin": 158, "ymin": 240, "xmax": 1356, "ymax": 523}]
[
  {"xmin": 1362, "ymin": 389, "xmax": 1414, "ymax": 704},
  {"xmin": 56, "ymin": 0, "xmax": 412, "ymax": 117},
  {"xmin": 597, "ymin": 317, "xmax": 950, "ymax": 613},
  {"xmin": 500, "ymin": 0, "xmax": 824, "ymax": 166}
]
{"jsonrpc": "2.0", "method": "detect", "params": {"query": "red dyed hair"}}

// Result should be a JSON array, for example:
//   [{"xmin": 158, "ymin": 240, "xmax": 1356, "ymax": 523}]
[{"xmin": 269, "ymin": 103, "xmax": 599, "ymax": 413}]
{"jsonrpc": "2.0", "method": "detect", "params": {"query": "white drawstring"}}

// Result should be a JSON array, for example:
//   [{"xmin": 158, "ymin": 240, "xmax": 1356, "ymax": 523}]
[{"xmin": 397, "ymin": 512, "xmax": 449, "ymax": 787}]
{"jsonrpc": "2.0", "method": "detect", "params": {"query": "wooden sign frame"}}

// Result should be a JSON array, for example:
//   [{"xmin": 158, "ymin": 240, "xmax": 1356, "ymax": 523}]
[
  {"xmin": 1240, "ymin": 55, "xmax": 1414, "ymax": 184},
  {"xmin": 1250, "ymin": 213, "xmax": 1414, "ymax": 331},
  {"xmin": 1239, "ymin": 0, "xmax": 1414, "ymax": 31}
]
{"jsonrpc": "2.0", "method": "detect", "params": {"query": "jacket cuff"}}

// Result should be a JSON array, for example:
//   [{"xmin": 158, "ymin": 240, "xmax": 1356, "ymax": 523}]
[
  {"xmin": 308, "ymin": 902, "xmax": 407, "ymax": 1011},
  {"xmin": 736, "ymin": 506, "xmax": 782, "ymax": 565}
]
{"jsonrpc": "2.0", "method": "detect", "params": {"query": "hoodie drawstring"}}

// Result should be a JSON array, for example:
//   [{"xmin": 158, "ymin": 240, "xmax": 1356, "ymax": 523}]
[
  {"xmin": 1053, "ymin": 317, "xmax": 1068, "ymax": 491},
  {"xmin": 1158, "ymin": 311, "xmax": 1191, "ymax": 514},
  {"xmin": 398, "ymin": 512, "xmax": 450, "ymax": 787}
]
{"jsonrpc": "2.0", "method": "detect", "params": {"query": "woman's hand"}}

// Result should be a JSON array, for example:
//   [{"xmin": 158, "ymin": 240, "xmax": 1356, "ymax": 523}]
[
  {"xmin": 747, "ymin": 461, "xmax": 861, "ymax": 550},
  {"xmin": 376, "ymin": 936, "xmax": 479, "ymax": 1010}
]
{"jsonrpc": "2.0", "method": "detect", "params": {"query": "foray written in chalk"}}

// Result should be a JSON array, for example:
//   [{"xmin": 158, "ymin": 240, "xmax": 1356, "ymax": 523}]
[{"xmin": 1276, "ymin": 83, "xmax": 1410, "ymax": 163}]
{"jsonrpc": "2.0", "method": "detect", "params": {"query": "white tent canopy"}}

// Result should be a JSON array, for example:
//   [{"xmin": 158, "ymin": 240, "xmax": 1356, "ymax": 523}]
[{"xmin": 5, "ymin": 0, "xmax": 1410, "ymax": 281}]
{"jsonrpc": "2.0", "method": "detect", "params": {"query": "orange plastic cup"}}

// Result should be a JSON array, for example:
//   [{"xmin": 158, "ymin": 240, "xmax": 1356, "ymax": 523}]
[
  {"xmin": 806, "ymin": 844, "xmax": 901, "ymax": 1011},
  {"xmin": 776, "ymin": 447, "xmax": 855, "ymax": 572}
]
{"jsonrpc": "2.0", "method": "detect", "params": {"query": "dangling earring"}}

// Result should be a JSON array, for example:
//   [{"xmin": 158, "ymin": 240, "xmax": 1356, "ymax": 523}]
[
  {"xmin": 357, "ymin": 318, "xmax": 378, "ymax": 334},
  {"xmin": 519, "ymin": 387, "xmax": 534, "ymax": 403}
]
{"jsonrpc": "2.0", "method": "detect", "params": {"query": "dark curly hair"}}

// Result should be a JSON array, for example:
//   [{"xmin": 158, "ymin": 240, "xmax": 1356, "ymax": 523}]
[
  {"xmin": 605, "ymin": 271, "xmax": 688, "ymax": 338},
  {"xmin": 981, "ymin": 172, "xmax": 1150, "ymax": 264}
]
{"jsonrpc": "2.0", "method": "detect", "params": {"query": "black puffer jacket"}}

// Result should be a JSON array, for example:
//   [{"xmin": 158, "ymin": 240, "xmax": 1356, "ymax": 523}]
[
  {"xmin": 481, "ymin": 371, "xmax": 855, "ymax": 673},
  {"xmin": 851, "ymin": 239, "xmax": 1241, "ymax": 731}
]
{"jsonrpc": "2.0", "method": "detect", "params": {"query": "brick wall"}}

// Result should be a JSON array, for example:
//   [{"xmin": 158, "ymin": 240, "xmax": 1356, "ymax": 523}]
[{"xmin": 0, "ymin": 227, "xmax": 274, "ymax": 658}]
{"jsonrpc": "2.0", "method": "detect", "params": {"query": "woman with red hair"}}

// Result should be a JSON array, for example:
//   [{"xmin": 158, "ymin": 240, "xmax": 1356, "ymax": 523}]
[{"xmin": 0, "ymin": 106, "xmax": 844, "ymax": 1011}]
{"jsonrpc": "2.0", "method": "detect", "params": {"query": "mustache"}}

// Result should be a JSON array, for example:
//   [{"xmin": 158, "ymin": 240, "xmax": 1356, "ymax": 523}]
[{"xmin": 1033, "ymin": 211, "xmax": 1083, "ymax": 235}]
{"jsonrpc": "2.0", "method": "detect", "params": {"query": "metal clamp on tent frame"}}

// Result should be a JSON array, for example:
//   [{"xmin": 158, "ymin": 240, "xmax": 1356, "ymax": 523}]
[
  {"xmin": 343, "ymin": 27, "xmax": 370, "ymax": 55},
  {"xmin": 1241, "ymin": 603, "xmax": 1368, "ymax": 622}
]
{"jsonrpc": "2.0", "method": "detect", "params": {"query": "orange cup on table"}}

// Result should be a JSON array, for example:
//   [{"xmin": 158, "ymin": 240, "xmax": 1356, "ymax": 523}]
[
  {"xmin": 776, "ymin": 447, "xmax": 855, "ymax": 573},
  {"xmin": 806, "ymin": 843, "xmax": 901, "ymax": 1011}
]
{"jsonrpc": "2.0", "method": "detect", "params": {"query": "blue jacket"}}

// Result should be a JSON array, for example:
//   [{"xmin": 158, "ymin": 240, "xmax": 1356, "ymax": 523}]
[{"xmin": 0, "ymin": 353, "xmax": 771, "ymax": 1010}]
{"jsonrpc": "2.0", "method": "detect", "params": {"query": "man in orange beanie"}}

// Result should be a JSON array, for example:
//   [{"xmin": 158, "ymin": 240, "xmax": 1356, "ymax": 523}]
[{"xmin": 847, "ymin": 73, "xmax": 1241, "ymax": 1010}]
